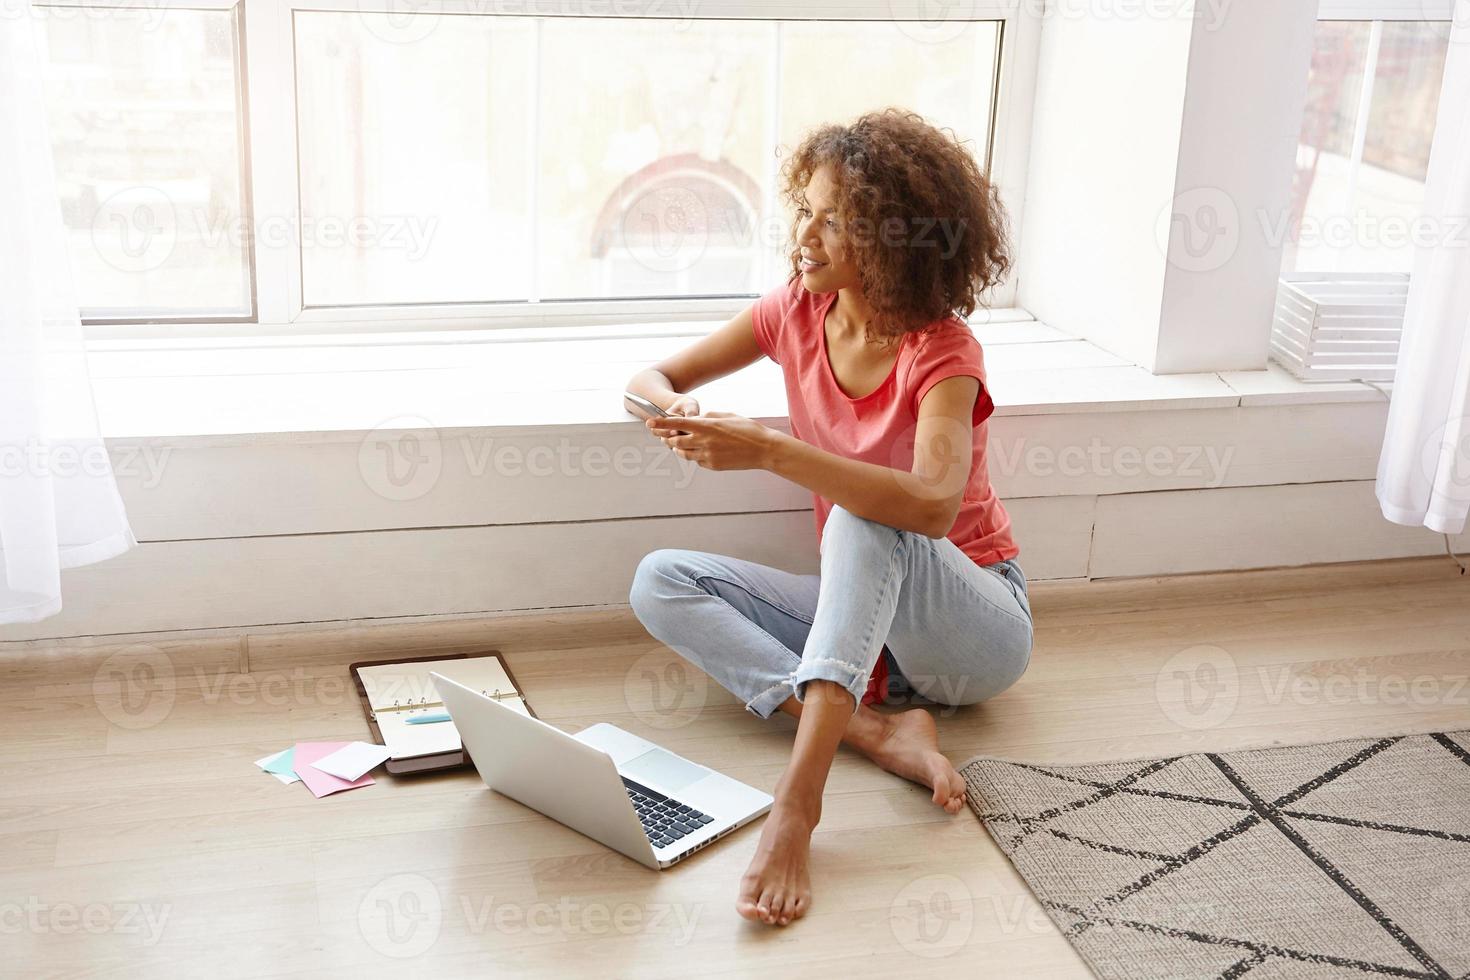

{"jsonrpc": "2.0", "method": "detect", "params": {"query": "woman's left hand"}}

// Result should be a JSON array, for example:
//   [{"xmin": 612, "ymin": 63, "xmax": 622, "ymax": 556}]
[{"xmin": 646, "ymin": 412, "xmax": 780, "ymax": 471}]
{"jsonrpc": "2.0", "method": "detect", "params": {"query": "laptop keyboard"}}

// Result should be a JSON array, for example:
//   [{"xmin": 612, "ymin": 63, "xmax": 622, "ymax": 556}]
[{"xmin": 622, "ymin": 777, "xmax": 714, "ymax": 849}]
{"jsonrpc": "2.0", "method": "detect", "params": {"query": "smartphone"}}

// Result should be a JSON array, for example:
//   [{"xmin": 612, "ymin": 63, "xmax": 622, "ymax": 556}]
[
  {"xmin": 623, "ymin": 391, "xmax": 671, "ymax": 418},
  {"xmin": 624, "ymin": 391, "xmax": 690, "ymax": 436}
]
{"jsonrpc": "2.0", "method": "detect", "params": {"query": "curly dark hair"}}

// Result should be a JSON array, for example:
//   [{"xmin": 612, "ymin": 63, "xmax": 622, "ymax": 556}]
[{"xmin": 781, "ymin": 108, "xmax": 1011, "ymax": 344}]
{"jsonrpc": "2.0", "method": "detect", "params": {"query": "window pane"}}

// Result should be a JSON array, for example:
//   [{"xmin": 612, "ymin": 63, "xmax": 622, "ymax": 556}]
[
  {"xmin": 1285, "ymin": 21, "xmax": 1449, "ymax": 274},
  {"xmin": 771, "ymin": 21, "xmax": 999, "ymax": 296},
  {"xmin": 778, "ymin": 23, "xmax": 997, "ymax": 162},
  {"xmin": 535, "ymin": 18, "xmax": 774, "ymax": 301},
  {"xmin": 1363, "ymin": 23, "xmax": 1447, "ymax": 184},
  {"xmin": 295, "ymin": 13, "xmax": 534, "ymax": 307},
  {"xmin": 39, "ymin": 6, "xmax": 251, "ymax": 318},
  {"xmin": 296, "ymin": 15, "xmax": 1001, "ymax": 307}
]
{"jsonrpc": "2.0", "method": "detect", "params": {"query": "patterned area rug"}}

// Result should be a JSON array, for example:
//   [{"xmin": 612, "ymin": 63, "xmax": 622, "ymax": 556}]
[{"xmin": 960, "ymin": 731, "xmax": 1470, "ymax": 980}]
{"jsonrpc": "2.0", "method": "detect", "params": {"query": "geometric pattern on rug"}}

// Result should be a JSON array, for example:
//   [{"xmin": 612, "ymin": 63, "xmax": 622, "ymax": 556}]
[{"xmin": 960, "ymin": 731, "xmax": 1470, "ymax": 980}]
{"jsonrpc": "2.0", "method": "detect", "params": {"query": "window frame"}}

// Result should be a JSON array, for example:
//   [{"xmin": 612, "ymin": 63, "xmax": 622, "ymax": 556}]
[
  {"xmin": 1283, "ymin": 0, "xmax": 1455, "ymax": 277},
  {"xmin": 40, "ymin": 0, "xmax": 1041, "ymax": 339},
  {"xmin": 39, "ymin": 0, "xmax": 259, "ymax": 324},
  {"xmin": 1315, "ymin": 0, "xmax": 1456, "ymax": 19}
]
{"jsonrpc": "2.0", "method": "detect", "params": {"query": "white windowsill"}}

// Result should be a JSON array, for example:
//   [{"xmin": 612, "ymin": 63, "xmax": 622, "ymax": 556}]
[{"xmin": 87, "ymin": 319, "xmax": 1393, "ymax": 448}]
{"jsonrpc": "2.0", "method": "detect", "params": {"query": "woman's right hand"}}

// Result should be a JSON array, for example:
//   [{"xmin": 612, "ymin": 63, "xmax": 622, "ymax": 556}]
[{"xmin": 651, "ymin": 394, "xmax": 699, "ymax": 446}]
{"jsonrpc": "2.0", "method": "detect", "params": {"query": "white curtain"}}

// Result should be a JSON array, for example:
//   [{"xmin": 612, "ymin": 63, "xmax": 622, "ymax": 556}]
[
  {"xmin": 0, "ymin": 13, "xmax": 136, "ymax": 624},
  {"xmin": 1375, "ymin": 10, "xmax": 1470, "ymax": 538}
]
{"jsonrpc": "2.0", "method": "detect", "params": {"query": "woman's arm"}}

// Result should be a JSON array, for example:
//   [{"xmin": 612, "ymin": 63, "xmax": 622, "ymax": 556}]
[
  {"xmin": 651, "ymin": 375, "xmax": 980, "ymax": 539},
  {"xmin": 766, "ymin": 376, "xmax": 978, "ymax": 538},
  {"xmin": 624, "ymin": 305, "xmax": 765, "ymax": 417}
]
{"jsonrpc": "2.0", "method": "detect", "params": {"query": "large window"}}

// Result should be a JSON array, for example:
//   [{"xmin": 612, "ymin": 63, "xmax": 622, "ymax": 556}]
[
  {"xmin": 1282, "ymin": 10, "xmax": 1451, "ymax": 274},
  {"xmin": 35, "ymin": 0, "xmax": 1025, "ymax": 331},
  {"xmin": 37, "ymin": 4, "xmax": 252, "ymax": 320}
]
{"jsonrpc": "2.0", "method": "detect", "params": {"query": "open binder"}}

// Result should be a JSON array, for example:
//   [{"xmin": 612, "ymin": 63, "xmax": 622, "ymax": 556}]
[{"xmin": 349, "ymin": 649, "xmax": 535, "ymax": 774}]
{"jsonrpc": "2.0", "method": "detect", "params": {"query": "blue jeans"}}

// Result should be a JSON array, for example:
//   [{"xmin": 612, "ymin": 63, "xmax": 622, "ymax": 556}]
[{"xmin": 629, "ymin": 505, "xmax": 1034, "ymax": 718}]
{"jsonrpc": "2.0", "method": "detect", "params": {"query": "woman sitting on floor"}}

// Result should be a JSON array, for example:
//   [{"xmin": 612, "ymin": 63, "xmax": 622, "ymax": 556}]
[{"xmin": 625, "ymin": 108, "xmax": 1034, "ymax": 928}]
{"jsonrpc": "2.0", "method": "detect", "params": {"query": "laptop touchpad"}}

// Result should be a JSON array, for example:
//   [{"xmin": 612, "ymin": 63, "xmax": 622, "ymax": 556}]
[{"xmin": 622, "ymin": 748, "xmax": 706, "ymax": 793}]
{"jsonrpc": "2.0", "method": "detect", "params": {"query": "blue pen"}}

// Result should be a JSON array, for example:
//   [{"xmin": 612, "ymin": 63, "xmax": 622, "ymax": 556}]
[{"xmin": 405, "ymin": 712, "xmax": 453, "ymax": 725}]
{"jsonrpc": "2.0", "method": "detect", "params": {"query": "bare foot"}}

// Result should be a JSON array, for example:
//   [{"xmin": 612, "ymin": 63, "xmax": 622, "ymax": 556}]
[
  {"xmin": 862, "ymin": 709, "xmax": 967, "ymax": 814},
  {"xmin": 736, "ymin": 799, "xmax": 816, "ymax": 927}
]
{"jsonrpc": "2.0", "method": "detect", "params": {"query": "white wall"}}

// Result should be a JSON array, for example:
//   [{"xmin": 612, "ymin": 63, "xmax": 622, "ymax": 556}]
[
  {"xmin": 1015, "ymin": 4, "xmax": 1195, "ymax": 369},
  {"xmin": 1018, "ymin": 0, "xmax": 1319, "ymax": 375},
  {"xmin": 1155, "ymin": 0, "xmax": 1319, "ymax": 373},
  {"xmin": 3, "ymin": 397, "xmax": 1465, "ymax": 643}
]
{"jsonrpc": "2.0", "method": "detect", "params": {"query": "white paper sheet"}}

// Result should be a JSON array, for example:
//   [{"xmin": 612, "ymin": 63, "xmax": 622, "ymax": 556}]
[{"xmin": 309, "ymin": 741, "xmax": 393, "ymax": 781}]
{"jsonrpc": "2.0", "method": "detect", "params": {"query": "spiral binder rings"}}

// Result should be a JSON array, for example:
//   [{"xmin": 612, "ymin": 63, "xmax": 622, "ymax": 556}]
[{"xmin": 349, "ymin": 649, "xmax": 536, "ymax": 774}]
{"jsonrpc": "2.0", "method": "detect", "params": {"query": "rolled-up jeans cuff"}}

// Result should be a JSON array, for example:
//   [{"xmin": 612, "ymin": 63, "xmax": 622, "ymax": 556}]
[
  {"xmin": 745, "ymin": 677, "xmax": 797, "ymax": 719},
  {"xmin": 792, "ymin": 658, "xmax": 870, "ymax": 713}
]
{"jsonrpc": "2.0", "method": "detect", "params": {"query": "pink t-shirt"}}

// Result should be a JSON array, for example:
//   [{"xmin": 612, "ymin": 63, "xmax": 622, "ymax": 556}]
[{"xmin": 751, "ymin": 276, "xmax": 1019, "ymax": 567}]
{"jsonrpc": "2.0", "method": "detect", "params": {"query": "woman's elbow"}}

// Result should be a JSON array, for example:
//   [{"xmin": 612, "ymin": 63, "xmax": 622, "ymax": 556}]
[{"xmin": 918, "ymin": 497, "xmax": 963, "ymax": 539}]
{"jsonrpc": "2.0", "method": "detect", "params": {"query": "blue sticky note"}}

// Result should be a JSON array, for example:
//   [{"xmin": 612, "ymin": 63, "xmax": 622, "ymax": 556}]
[{"xmin": 261, "ymin": 747, "xmax": 297, "ymax": 778}]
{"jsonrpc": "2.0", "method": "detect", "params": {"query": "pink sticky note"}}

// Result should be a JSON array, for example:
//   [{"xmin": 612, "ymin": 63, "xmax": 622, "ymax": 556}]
[{"xmin": 292, "ymin": 741, "xmax": 375, "ymax": 798}]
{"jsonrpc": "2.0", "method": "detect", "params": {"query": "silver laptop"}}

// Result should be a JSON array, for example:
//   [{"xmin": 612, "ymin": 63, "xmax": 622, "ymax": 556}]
[{"xmin": 433, "ymin": 672, "xmax": 772, "ymax": 870}]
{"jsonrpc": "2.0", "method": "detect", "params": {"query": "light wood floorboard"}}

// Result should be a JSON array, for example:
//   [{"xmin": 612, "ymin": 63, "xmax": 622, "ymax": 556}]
[{"xmin": 1, "ymin": 556, "xmax": 1466, "ymax": 978}]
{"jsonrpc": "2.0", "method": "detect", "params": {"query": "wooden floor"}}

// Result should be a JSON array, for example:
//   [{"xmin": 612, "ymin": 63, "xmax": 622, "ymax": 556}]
[{"xmin": 2, "ymin": 556, "xmax": 1467, "ymax": 978}]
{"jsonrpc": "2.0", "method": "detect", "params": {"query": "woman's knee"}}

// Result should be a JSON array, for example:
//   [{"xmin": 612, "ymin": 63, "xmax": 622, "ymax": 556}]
[
  {"xmin": 822, "ymin": 504, "xmax": 900, "ymax": 553},
  {"xmin": 629, "ymin": 548, "xmax": 689, "ymax": 629}
]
